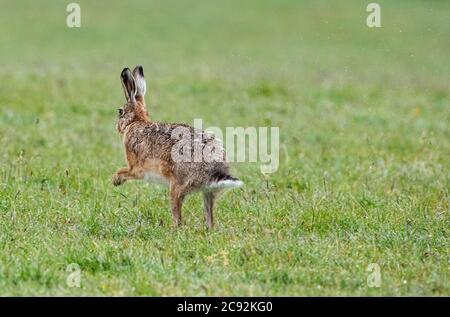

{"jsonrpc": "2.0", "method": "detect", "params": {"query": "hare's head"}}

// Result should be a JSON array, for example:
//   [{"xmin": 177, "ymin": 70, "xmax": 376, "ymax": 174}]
[{"xmin": 116, "ymin": 66, "xmax": 149, "ymax": 133}]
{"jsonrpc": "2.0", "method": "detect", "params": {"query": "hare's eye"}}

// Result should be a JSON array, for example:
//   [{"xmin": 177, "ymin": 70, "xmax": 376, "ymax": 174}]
[{"xmin": 118, "ymin": 108, "xmax": 124, "ymax": 116}]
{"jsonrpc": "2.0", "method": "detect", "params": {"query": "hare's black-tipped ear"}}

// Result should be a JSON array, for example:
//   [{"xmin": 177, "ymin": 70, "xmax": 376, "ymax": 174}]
[
  {"xmin": 121, "ymin": 68, "xmax": 136, "ymax": 104},
  {"xmin": 132, "ymin": 65, "xmax": 146, "ymax": 97}
]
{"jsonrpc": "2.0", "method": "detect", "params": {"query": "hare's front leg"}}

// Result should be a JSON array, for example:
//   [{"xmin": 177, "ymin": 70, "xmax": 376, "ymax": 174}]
[
  {"xmin": 169, "ymin": 181, "xmax": 189, "ymax": 227},
  {"xmin": 112, "ymin": 167, "xmax": 143, "ymax": 186}
]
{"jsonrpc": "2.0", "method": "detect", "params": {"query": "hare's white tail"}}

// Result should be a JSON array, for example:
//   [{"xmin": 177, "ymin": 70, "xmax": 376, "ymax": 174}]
[
  {"xmin": 204, "ymin": 175, "xmax": 244, "ymax": 191},
  {"xmin": 205, "ymin": 179, "xmax": 244, "ymax": 191}
]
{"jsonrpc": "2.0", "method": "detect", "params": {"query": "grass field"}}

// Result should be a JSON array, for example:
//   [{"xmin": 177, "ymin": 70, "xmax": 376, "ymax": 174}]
[{"xmin": 0, "ymin": 0, "xmax": 449, "ymax": 296}]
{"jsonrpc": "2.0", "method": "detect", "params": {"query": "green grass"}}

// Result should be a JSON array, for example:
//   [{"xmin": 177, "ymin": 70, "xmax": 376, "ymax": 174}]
[{"xmin": 0, "ymin": 0, "xmax": 449, "ymax": 296}]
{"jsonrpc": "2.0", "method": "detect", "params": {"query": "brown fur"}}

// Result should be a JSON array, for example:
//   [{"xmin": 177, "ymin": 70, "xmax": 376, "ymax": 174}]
[{"xmin": 112, "ymin": 66, "xmax": 240, "ymax": 228}]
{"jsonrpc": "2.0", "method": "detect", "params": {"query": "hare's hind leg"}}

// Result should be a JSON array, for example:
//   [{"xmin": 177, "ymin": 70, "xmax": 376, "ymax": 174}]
[{"xmin": 203, "ymin": 191, "xmax": 218, "ymax": 229}]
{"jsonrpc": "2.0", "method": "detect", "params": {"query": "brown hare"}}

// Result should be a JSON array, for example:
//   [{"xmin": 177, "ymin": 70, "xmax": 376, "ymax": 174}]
[{"xmin": 112, "ymin": 66, "xmax": 243, "ymax": 229}]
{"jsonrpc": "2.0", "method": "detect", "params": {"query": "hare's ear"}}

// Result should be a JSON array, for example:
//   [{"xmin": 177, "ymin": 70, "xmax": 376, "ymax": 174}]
[
  {"xmin": 121, "ymin": 68, "xmax": 136, "ymax": 104},
  {"xmin": 132, "ymin": 65, "xmax": 146, "ymax": 97}
]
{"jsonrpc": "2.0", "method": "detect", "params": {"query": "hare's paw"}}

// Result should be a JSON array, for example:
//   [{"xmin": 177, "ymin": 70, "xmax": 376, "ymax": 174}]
[{"xmin": 112, "ymin": 173, "xmax": 125, "ymax": 186}]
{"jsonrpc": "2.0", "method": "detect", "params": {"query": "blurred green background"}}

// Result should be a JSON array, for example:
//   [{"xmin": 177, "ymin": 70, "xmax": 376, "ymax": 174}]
[{"xmin": 0, "ymin": 0, "xmax": 448, "ymax": 296}]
